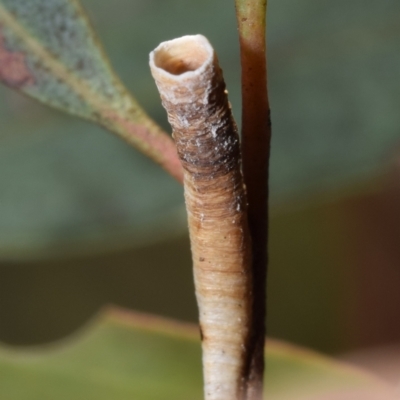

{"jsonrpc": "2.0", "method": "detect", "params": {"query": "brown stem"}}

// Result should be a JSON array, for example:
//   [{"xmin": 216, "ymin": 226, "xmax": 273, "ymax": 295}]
[
  {"xmin": 150, "ymin": 35, "xmax": 254, "ymax": 400},
  {"xmin": 235, "ymin": 1, "xmax": 271, "ymax": 398}
]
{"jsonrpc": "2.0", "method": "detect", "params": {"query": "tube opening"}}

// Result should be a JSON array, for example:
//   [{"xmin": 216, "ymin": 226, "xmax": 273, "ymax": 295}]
[{"xmin": 153, "ymin": 36, "xmax": 211, "ymax": 76}]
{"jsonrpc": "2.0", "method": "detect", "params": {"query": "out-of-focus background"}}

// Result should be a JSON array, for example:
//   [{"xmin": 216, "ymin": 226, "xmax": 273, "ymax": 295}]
[{"xmin": 1, "ymin": 0, "xmax": 400, "ymax": 363}]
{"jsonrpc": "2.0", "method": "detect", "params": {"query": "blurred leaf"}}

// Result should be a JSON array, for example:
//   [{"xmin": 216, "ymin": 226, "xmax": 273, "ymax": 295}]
[
  {"xmin": 0, "ymin": 0, "xmax": 182, "ymax": 180},
  {"xmin": 268, "ymin": 0, "xmax": 400, "ymax": 200},
  {"xmin": 0, "ymin": 307, "xmax": 391, "ymax": 400},
  {"xmin": 0, "ymin": 111, "xmax": 184, "ymax": 259}
]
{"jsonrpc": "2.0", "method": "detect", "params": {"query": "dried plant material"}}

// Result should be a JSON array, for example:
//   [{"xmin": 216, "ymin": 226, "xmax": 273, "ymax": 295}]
[{"xmin": 150, "ymin": 35, "xmax": 254, "ymax": 400}]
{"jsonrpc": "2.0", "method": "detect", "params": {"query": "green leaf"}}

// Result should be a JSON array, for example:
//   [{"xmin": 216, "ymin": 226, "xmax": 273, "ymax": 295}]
[
  {"xmin": 0, "ymin": 0, "xmax": 121, "ymax": 118},
  {"xmin": 0, "ymin": 307, "xmax": 391, "ymax": 400},
  {"xmin": 0, "ymin": 0, "xmax": 182, "ymax": 180}
]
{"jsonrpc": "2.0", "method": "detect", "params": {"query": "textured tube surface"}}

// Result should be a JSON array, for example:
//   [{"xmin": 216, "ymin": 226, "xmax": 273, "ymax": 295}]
[{"xmin": 150, "ymin": 35, "xmax": 253, "ymax": 400}]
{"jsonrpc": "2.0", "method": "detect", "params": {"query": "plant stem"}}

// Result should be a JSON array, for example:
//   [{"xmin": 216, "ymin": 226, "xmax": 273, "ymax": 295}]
[
  {"xmin": 235, "ymin": 1, "xmax": 271, "ymax": 398},
  {"xmin": 150, "ymin": 35, "xmax": 254, "ymax": 400}
]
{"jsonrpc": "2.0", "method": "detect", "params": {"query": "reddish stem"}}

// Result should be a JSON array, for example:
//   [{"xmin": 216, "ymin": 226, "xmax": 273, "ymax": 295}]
[{"xmin": 235, "ymin": 1, "xmax": 271, "ymax": 397}]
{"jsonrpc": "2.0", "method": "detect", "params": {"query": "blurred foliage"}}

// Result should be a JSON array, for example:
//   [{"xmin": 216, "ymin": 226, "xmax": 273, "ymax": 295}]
[
  {"xmin": 1, "ymin": 0, "xmax": 399, "ymax": 256},
  {"xmin": 0, "ymin": 307, "xmax": 387, "ymax": 400}
]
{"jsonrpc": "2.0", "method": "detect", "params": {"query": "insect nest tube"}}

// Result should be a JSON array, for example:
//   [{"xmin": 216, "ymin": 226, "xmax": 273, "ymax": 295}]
[{"xmin": 150, "ymin": 35, "xmax": 256, "ymax": 400}]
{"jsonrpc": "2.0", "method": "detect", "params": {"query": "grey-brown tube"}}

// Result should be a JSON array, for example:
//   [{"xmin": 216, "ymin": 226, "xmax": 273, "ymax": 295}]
[{"xmin": 150, "ymin": 35, "xmax": 254, "ymax": 400}]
